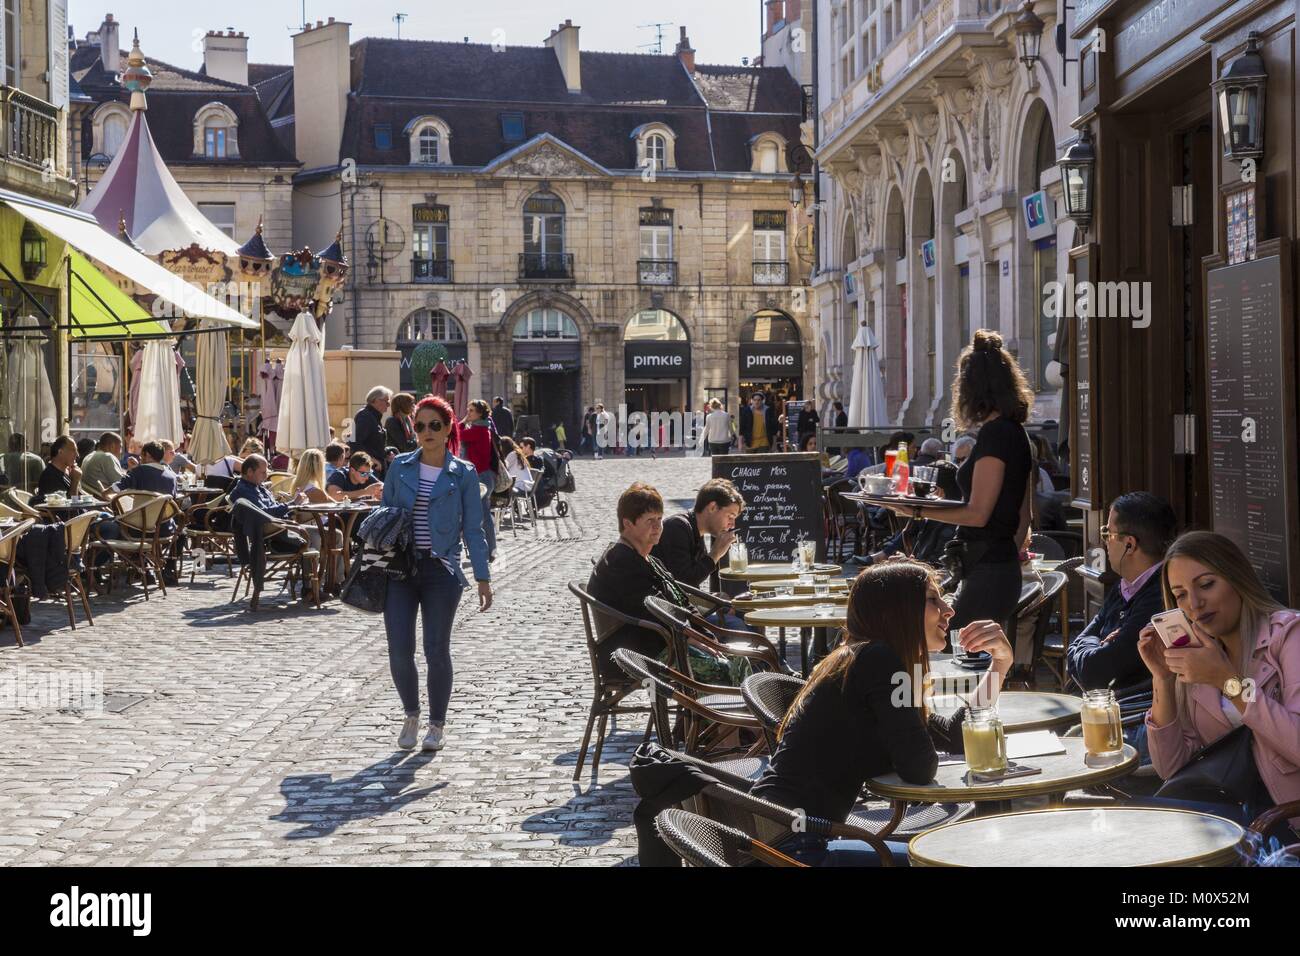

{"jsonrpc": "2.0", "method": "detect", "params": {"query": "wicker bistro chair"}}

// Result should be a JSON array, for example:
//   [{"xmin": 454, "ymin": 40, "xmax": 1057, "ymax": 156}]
[
  {"xmin": 0, "ymin": 519, "xmax": 36, "ymax": 645},
  {"xmin": 643, "ymin": 595, "xmax": 787, "ymax": 676},
  {"xmin": 1038, "ymin": 556, "xmax": 1087, "ymax": 687},
  {"xmin": 655, "ymin": 808, "xmax": 807, "ymax": 867},
  {"xmin": 2, "ymin": 489, "xmax": 40, "ymax": 519},
  {"xmin": 61, "ymin": 512, "xmax": 99, "ymax": 629},
  {"xmin": 611, "ymin": 648, "xmax": 763, "ymax": 762},
  {"xmin": 267, "ymin": 472, "xmax": 297, "ymax": 495},
  {"xmin": 739, "ymin": 672, "xmax": 807, "ymax": 754},
  {"xmin": 184, "ymin": 493, "xmax": 237, "ymax": 580},
  {"xmin": 568, "ymin": 580, "xmax": 663, "ymax": 781},
  {"xmin": 1019, "ymin": 570, "xmax": 1069, "ymax": 689},
  {"xmin": 89, "ymin": 492, "xmax": 182, "ymax": 600},
  {"xmin": 229, "ymin": 500, "xmax": 322, "ymax": 610},
  {"xmin": 1246, "ymin": 801, "xmax": 1300, "ymax": 865},
  {"xmin": 825, "ymin": 479, "xmax": 867, "ymax": 560}
]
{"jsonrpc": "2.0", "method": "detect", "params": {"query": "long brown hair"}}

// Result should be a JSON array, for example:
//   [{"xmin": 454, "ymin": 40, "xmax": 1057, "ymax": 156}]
[
  {"xmin": 777, "ymin": 560, "xmax": 940, "ymax": 740},
  {"xmin": 950, "ymin": 329, "xmax": 1034, "ymax": 428}
]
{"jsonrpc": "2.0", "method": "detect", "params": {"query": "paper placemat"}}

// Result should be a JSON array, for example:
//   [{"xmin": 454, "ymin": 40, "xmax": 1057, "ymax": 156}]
[{"xmin": 1005, "ymin": 731, "xmax": 1067, "ymax": 760}]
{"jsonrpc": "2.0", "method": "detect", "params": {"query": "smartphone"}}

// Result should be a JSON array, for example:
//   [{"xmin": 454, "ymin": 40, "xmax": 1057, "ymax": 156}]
[
  {"xmin": 1151, "ymin": 608, "xmax": 1201, "ymax": 648},
  {"xmin": 970, "ymin": 761, "xmax": 1042, "ymax": 783}
]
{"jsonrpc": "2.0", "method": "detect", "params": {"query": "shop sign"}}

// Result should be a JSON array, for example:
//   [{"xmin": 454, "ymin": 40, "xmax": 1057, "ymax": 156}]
[{"xmin": 625, "ymin": 340, "xmax": 691, "ymax": 378}]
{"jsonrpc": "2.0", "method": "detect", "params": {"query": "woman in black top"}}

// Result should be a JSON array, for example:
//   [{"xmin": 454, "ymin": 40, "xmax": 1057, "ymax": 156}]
[
  {"xmin": 752, "ymin": 559, "xmax": 1014, "ymax": 865},
  {"xmin": 883, "ymin": 329, "xmax": 1034, "ymax": 630}
]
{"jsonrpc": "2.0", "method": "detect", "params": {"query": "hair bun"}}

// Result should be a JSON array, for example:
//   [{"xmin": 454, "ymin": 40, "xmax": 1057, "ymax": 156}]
[{"xmin": 972, "ymin": 330, "xmax": 1003, "ymax": 353}]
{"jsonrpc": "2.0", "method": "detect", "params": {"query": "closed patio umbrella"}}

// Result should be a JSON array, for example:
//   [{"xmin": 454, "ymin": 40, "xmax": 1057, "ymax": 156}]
[
  {"xmin": 134, "ymin": 339, "xmax": 184, "ymax": 445},
  {"xmin": 6, "ymin": 317, "xmax": 57, "ymax": 450},
  {"xmin": 430, "ymin": 359, "xmax": 450, "ymax": 399},
  {"xmin": 189, "ymin": 320, "xmax": 231, "ymax": 465},
  {"xmin": 452, "ymin": 362, "xmax": 474, "ymax": 419},
  {"xmin": 277, "ymin": 312, "xmax": 330, "ymax": 457},
  {"xmin": 847, "ymin": 323, "xmax": 888, "ymax": 428}
]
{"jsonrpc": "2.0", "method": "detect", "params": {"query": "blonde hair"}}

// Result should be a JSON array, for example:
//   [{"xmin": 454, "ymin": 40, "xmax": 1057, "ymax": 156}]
[
  {"xmin": 239, "ymin": 437, "xmax": 265, "ymax": 458},
  {"xmin": 294, "ymin": 449, "xmax": 327, "ymax": 493}
]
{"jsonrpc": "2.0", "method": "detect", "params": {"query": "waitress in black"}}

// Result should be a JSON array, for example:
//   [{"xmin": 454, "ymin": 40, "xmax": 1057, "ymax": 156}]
[{"xmin": 883, "ymin": 329, "xmax": 1034, "ymax": 629}]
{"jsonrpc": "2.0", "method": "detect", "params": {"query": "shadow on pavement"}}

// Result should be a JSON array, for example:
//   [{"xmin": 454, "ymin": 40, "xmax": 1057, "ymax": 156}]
[{"xmin": 273, "ymin": 751, "xmax": 448, "ymax": 838}]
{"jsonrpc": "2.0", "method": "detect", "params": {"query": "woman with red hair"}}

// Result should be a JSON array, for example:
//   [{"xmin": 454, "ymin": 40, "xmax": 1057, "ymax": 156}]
[{"xmin": 380, "ymin": 395, "xmax": 492, "ymax": 752}]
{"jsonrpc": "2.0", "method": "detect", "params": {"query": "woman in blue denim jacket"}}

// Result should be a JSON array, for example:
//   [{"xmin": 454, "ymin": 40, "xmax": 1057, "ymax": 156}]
[{"xmin": 381, "ymin": 395, "xmax": 493, "ymax": 752}]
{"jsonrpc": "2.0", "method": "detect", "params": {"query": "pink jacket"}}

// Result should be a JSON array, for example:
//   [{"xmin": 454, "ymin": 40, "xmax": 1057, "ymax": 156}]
[{"xmin": 1146, "ymin": 609, "xmax": 1300, "ymax": 823}]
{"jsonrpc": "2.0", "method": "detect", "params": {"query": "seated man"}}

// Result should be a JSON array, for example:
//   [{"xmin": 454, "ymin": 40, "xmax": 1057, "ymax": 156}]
[
  {"xmin": 34, "ymin": 435, "xmax": 82, "ymax": 504},
  {"xmin": 587, "ymin": 483, "xmax": 745, "ymax": 686},
  {"xmin": 229, "ymin": 454, "xmax": 306, "ymax": 554},
  {"xmin": 652, "ymin": 478, "xmax": 744, "ymax": 588},
  {"xmin": 115, "ymin": 441, "xmax": 179, "ymax": 496},
  {"xmin": 80, "ymin": 432, "xmax": 126, "ymax": 493},
  {"xmin": 324, "ymin": 442, "xmax": 349, "ymax": 484},
  {"xmin": 1066, "ymin": 491, "xmax": 1175, "ymax": 693},
  {"xmin": 326, "ymin": 452, "xmax": 383, "ymax": 502}
]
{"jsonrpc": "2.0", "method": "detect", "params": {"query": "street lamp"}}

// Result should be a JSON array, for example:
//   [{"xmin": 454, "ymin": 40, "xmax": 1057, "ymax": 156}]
[
  {"xmin": 1058, "ymin": 127, "xmax": 1095, "ymax": 226},
  {"xmin": 1213, "ymin": 31, "xmax": 1267, "ymax": 161},
  {"xmin": 20, "ymin": 221, "xmax": 46, "ymax": 281},
  {"xmin": 790, "ymin": 171, "xmax": 805, "ymax": 207},
  {"xmin": 1014, "ymin": 1, "xmax": 1046, "ymax": 71}
]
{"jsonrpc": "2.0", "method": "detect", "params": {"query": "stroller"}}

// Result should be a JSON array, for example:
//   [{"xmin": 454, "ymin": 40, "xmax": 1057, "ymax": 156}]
[{"xmin": 532, "ymin": 448, "xmax": 575, "ymax": 517}]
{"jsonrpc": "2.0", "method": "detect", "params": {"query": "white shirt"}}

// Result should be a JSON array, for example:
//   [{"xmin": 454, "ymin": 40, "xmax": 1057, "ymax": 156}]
[
  {"xmin": 504, "ymin": 451, "xmax": 533, "ymax": 492},
  {"xmin": 705, "ymin": 409, "xmax": 732, "ymax": 443}
]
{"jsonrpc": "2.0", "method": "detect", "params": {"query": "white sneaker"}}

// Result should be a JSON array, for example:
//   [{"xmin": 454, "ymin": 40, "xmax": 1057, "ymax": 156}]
[
  {"xmin": 421, "ymin": 723, "xmax": 445, "ymax": 752},
  {"xmin": 398, "ymin": 716, "xmax": 420, "ymax": 750}
]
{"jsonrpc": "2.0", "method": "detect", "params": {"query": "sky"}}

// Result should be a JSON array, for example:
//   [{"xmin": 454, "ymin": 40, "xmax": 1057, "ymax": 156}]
[{"xmin": 69, "ymin": 0, "xmax": 767, "ymax": 71}]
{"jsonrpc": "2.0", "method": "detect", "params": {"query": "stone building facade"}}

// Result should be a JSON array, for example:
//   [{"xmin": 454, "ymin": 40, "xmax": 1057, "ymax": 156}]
[{"xmin": 286, "ymin": 18, "xmax": 813, "ymax": 437}]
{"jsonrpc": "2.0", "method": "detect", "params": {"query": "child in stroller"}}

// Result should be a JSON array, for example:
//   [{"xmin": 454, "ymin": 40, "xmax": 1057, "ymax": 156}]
[{"xmin": 531, "ymin": 446, "xmax": 575, "ymax": 517}]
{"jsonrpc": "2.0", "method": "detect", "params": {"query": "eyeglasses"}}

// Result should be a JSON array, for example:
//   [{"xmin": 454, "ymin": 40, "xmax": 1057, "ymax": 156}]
[
  {"xmin": 413, "ymin": 420, "xmax": 445, "ymax": 433},
  {"xmin": 1099, "ymin": 525, "xmax": 1131, "ymax": 542}
]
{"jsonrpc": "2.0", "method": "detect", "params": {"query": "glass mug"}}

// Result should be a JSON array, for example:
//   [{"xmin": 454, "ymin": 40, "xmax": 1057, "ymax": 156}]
[
  {"xmin": 728, "ymin": 540, "xmax": 749, "ymax": 572},
  {"xmin": 799, "ymin": 539, "xmax": 817, "ymax": 570},
  {"xmin": 1081, "ymin": 689, "xmax": 1124, "ymax": 759},
  {"xmin": 814, "ymin": 574, "xmax": 830, "ymax": 597},
  {"xmin": 962, "ymin": 706, "xmax": 1008, "ymax": 773}
]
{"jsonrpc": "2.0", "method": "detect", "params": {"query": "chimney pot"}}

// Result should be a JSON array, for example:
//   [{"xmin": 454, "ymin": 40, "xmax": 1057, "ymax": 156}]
[
  {"xmin": 316, "ymin": 20, "xmax": 323, "ymax": 28},
  {"xmin": 328, "ymin": 16, "xmax": 335, "ymax": 24}
]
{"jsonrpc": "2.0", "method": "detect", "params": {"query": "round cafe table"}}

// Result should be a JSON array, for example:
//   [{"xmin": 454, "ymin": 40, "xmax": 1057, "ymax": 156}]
[
  {"xmin": 866, "ymin": 739, "xmax": 1138, "ymax": 837},
  {"xmin": 751, "ymin": 577, "xmax": 850, "ymax": 593},
  {"xmin": 744, "ymin": 603, "xmax": 846, "ymax": 675},
  {"xmin": 291, "ymin": 502, "xmax": 375, "ymax": 594},
  {"xmin": 720, "ymin": 562, "xmax": 842, "ymax": 583},
  {"xmin": 36, "ymin": 499, "xmax": 109, "ymax": 522},
  {"xmin": 931, "ymin": 691, "xmax": 1082, "ymax": 734},
  {"xmin": 907, "ymin": 806, "xmax": 1245, "ymax": 867},
  {"xmin": 730, "ymin": 591, "xmax": 849, "ymax": 611}
]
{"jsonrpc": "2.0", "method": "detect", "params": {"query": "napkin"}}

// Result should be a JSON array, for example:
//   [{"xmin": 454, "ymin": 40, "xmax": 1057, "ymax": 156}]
[{"xmin": 1005, "ymin": 731, "xmax": 1066, "ymax": 760}]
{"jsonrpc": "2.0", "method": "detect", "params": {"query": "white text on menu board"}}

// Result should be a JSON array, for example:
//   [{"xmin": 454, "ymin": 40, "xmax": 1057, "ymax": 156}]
[{"xmin": 729, "ymin": 464, "xmax": 801, "ymax": 561}]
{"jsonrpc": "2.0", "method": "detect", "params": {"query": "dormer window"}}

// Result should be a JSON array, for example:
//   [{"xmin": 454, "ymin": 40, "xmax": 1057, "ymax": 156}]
[
  {"xmin": 405, "ymin": 115, "xmax": 451, "ymax": 165},
  {"xmin": 192, "ymin": 102, "xmax": 240, "ymax": 159},
  {"xmin": 632, "ymin": 123, "xmax": 677, "ymax": 172},
  {"xmin": 92, "ymin": 101, "xmax": 133, "ymax": 158},
  {"xmin": 750, "ymin": 132, "xmax": 788, "ymax": 174}
]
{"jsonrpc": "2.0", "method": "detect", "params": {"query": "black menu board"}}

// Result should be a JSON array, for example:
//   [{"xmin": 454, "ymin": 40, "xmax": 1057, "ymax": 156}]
[
  {"xmin": 1070, "ymin": 244, "xmax": 1097, "ymax": 508},
  {"xmin": 1205, "ymin": 251, "xmax": 1299, "ymax": 603},
  {"xmin": 712, "ymin": 452, "xmax": 825, "ymax": 564}
]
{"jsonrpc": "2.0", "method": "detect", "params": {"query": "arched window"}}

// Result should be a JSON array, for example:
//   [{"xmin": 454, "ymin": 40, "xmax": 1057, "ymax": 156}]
[
  {"xmin": 103, "ymin": 113, "xmax": 128, "ymax": 156},
  {"xmin": 631, "ymin": 123, "xmax": 677, "ymax": 172},
  {"xmin": 741, "ymin": 311, "xmax": 800, "ymax": 343},
  {"xmin": 418, "ymin": 128, "xmax": 440, "ymax": 164},
  {"xmin": 405, "ymin": 116, "xmax": 451, "ymax": 165},
  {"xmin": 750, "ymin": 132, "xmax": 788, "ymax": 174},
  {"xmin": 192, "ymin": 102, "xmax": 240, "ymax": 159},
  {"xmin": 396, "ymin": 309, "xmax": 467, "ymax": 391},
  {"xmin": 645, "ymin": 134, "xmax": 666, "ymax": 170},
  {"xmin": 514, "ymin": 308, "xmax": 579, "ymax": 340},
  {"xmin": 625, "ymin": 309, "xmax": 687, "ymax": 342},
  {"xmin": 92, "ymin": 102, "xmax": 132, "ymax": 158}
]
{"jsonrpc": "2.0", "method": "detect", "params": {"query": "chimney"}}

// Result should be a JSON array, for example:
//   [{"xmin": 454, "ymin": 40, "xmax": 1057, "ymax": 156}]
[
  {"xmin": 293, "ymin": 18, "xmax": 351, "ymax": 170},
  {"xmin": 204, "ymin": 29, "xmax": 249, "ymax": 86},
  {"xmin": 766, "ymin": 1, "xmax": 784, "ymax": 37},
  {"xmin": 100, "ymin": 14, "xmax": 120, "ymax": 75},
  {"xmin": 676, "ymin": 27, "xmax": 695, "ymax": 74},
  {"xmin": 544, "ymin": 20, "xmax": 581, "ymax": 93}
]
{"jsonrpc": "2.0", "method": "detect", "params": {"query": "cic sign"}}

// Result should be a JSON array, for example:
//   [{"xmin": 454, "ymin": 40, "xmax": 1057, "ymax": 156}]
[{"xmin": 625, "ymin": 340, "xmax": 692, "ymax": 378}]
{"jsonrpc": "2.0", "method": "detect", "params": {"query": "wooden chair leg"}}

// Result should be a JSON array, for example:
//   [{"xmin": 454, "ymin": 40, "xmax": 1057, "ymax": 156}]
[
  {"xmin": 590, "ymin": 713, "xmax": 610, "ymax": 778},
  {"xmin": 573, "ymin": 697, "xmax": 600, "ymax": 781},
  {"xmin": 78, "ymin": 575, "xmax": 94, "ymax": 626},
  {"xmin": 65, "ymin": 585, "xmax": 77, "ymax": 630}
]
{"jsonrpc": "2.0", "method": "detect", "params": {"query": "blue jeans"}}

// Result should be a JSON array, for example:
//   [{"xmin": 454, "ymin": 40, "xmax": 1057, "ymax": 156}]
[
  {"xmin": 478, "ymin": 474, "xmax": 497, "ymax": 556},
  {"xmin": 383, "ymin": 557, "xmax": 464, "ymax": 722},
  {"xmin": 782, "ymin": 833, "xmax": 911, "ymax": 867}
]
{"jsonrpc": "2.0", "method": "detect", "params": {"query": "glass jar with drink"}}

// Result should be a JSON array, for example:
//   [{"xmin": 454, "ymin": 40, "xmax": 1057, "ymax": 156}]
[
  {"xmin": 1080, "ymin": 689, "xmax": 1124, "ymax": 761},
  {"xmin": 962, "ymin": 706, "xmax": 1008, "ymax": 773},
  {"xmin": 728, "ymin": 539, "xmax": 749, "ymax": 572}
]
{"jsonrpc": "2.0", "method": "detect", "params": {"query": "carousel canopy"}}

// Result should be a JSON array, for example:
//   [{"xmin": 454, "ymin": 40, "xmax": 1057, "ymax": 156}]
[{"xmin": 79, "ymin": 108, "xmax": 240, "ymax": 257}]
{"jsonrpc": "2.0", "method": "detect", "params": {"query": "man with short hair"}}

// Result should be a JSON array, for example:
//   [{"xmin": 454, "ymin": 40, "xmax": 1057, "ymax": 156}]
[
  {"xmin": 593, "ymin": 403, "xmax": 613, "ymax": 460},
  {"xmin": 953, "ymin": 435, "xmax": 976, "ymax": 465},
  {"xmin": 652, "ymin": 478, "xmax": 745, "ymax": 587},
  {"xmin": 915, "ymin": 437, "xmax": 945, "ymax": 466},
  {"xmin": 738, "ymin": 393, "xmax": 778, "ymax": 453},
  {"xmin": 115, "ymin": 441, "xmax": 179, "ymax": 496},
  {"xmin": 34, "ymin": 435, "xmax": 81, "ymax": 504},
  {"xmin": 491, "ymin": 397, "xmax": 515, "ymax": 439},
  {"xmin": 352, "ymin": 386, "xmax": 392, "ymax": 474},
  {"xmin": 327, "ymin": 452, "xmax": 384, "ymax": 501},
  {"xmin": 80, "ymin": 432, "xmax": 126, "ymax": 494},
  {"xmin": 324, "ymin": 442, "xmax": 349, "ymax": 481},
  {"xmin": 3, "ymin": 433, "xmax": 45, "ymax": 491},
  {"xmin": 1066, "ymin": 491, "xmax": 1177, "ymax": 692},
  {"xmin": 833, "ymin": 401, "xmax": 848, "ymax": 428}
]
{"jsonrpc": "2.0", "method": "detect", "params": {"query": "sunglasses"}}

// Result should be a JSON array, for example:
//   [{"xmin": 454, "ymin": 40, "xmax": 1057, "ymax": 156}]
[{"xmin": 413, "ymin": 420, "xmax": 446, "ymax": 433}]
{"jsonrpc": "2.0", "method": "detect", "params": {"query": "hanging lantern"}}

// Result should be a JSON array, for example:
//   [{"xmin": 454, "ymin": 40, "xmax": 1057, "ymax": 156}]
[
  {"xmin": 1212, "ymin": 32, "xmax": 1267, "ymax": 161},
  {"xmin": 1058, "ymin": 128, "xmax": 1096, "ymax": 226},
  {"xmin": 1014, "ymin": 1, "xmax": 1046, "ymax": 72},
  {"xmin": 789, "ymin": 171, "xmax": 805, "ymax": 207},
  {"xmin": 20, "ymin": 221, "xmax": 47, "ymax": 281}
]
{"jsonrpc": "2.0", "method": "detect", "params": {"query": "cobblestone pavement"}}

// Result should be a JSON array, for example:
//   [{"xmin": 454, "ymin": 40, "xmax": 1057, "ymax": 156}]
[{"xmin": 0, "ymin": 453, "xmax": 714, "ymax": 866}]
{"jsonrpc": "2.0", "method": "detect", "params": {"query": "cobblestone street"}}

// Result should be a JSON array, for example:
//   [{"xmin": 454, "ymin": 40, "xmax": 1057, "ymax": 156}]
[{"xmin": 0, "ymin": 454, "xmax": 713, "ymax": 866}]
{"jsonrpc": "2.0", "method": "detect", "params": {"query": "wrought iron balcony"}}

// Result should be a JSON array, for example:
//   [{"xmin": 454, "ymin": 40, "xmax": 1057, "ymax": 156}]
[
  {"xmin": 2, "ymin": 86, "xmax": 59, "ymax": 171},
  {"xmin": 519, "ymin": 252, "xmax": 574, "ymax": 281},
  {"xmin": 637, "ymin": 259, "xmax": 677, "ymax": 286},
  {"xmin": 753, "ymin": 260, "xmax": 790, "ymax": 285},
  {"xmin": 412, "ymin": 258, "xmax": 454, "ymax": 283}
]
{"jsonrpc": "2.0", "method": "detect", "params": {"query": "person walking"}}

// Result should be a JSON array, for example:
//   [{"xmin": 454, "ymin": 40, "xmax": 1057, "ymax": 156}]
[
  {"xmin": 737, "ymin": 393, "xmax": 778, "ymax": 453},
  {"xmin": 457, "ymin": 399, "xmax": 501, "ymax": 562},
  {"xmin": 704, "ymin": 399, "xmax": 732, "ymax": 456},
  {"xmin": 382, "ymin": 396, "xmax": 493, "ymax": 752},
  {"xmin": 593, "ymin": 403, "xmax": 613, "ymax": 460},
  {"xmin": 491, "ymin": 397, "xmax": 515, "ymax": 439}
]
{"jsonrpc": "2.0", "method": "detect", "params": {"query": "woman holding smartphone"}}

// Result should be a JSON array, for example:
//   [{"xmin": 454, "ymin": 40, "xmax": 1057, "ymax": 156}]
[
  {"xmin": 881, "ymin": 330, "xmax": 1034, "ymax": 632},
  {"xmin": 751, "ymin": 559, "xmax": 1013, "ymax": 865},
  {"xmin": 1137, "ymin": 531, "xmax": 1300, "ymax": 831}
]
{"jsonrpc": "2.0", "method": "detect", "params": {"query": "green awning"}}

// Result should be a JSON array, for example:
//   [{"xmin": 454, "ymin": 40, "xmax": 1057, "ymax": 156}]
[{"xmin": 68, "ymin": 249, "xmax": 171, "ymax": 339}]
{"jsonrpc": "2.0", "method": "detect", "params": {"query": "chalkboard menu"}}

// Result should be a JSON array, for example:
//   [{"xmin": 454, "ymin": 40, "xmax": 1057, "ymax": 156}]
[
  {"xmin": 712, "ymin": 452, "xmax": 825, "ymax": 564},
  {"xmin": 1205, "ymin": 250, "xmax": 1300, "ymax": 603}
]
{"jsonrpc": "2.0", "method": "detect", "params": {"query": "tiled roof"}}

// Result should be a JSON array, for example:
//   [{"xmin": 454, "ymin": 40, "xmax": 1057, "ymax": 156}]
[{"xmin": 248, "ymin": 63, "xmax": 291, "ymax": 85}]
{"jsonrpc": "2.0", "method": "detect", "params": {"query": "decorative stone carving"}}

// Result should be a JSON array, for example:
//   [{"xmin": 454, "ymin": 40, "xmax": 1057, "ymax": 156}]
[{"xmin": 496, "ymin": 142, "xmax": 596, "ymax": 179}]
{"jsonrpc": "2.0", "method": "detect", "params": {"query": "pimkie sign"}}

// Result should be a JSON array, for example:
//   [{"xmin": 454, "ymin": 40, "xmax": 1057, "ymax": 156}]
[
  {"xmin": 625, "ymin": 340, "xmax": 691, "ymax": 378},
  {"xmin": 740, "ymin": 343, "xmax": 802, "ymax": 380}
]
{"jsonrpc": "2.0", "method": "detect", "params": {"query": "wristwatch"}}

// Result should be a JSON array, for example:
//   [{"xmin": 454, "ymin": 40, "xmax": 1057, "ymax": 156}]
[{"xmin": 1222, "ymin": 675, "xmax": 1245, "ymax": 699}]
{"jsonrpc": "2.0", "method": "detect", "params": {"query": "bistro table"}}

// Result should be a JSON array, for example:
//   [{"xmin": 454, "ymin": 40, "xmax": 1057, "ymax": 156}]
[
  {"xmin": 750, "ymin": 577, "xmax": 851, "ymax": 592},
  {"xmin": 907, "ymin": 806, "xmax": 1245, "ymax": 867},
  {"xmin": 720, "ymin": 562, "xmax": 842, "ymax": 583},
  {"xmin": 291, "ymin": 501, "xmax": 375, "ymax": 594},
  {"xmin": 731, "ymin": 591, "xmax": 849, "ymax": 611},
  {"xmin": 744, "ymin": 603, "xmax": 847, "ymax": 675},
  {"xmin": 931, "ymin": 691, "xmax": 1082, "ymax": 734},
  {"xmin": 866, "ymin": 739, "xmax": 1138, "ymax": 837},
  {"xmin": 35, "ymin": 499, "xmax": 110, "ymax": 522}
]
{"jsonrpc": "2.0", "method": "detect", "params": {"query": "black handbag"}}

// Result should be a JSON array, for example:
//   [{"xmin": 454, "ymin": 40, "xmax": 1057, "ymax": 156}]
[
  {"xmin": 1155, "ymin": 725, "xmax": 1262, "ymax": 807},
  {"xmin": 340, "ymin": 545, "xmax": 411, "ymax": 614}
]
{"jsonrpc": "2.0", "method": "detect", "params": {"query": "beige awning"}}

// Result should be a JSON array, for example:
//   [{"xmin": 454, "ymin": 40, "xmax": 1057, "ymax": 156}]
[{"xmin": 1, "ymin": 191, "xmax": 257, "ymax": 330}]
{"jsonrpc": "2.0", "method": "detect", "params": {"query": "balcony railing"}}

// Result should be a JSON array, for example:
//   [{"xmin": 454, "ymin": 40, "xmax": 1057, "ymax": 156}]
[
  {"xmin": 519, "ymin": 252, "xmax": 574, "ymax": 281},
  {"xmin": 753, "ymin": 261, "xmax": 790, "ymax": 285},
  {"xmin": 413, "ymin": 258, "xmax": 454, "ymax": 283},
  {"xmin": 2, "ymin": 86, "xmax": 59, "ymax": 171},
  {"xmin": 638, "ymin": 259, "xmax": 677, "ymax": 286}
]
